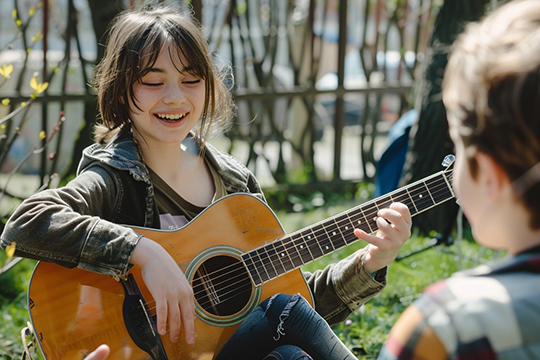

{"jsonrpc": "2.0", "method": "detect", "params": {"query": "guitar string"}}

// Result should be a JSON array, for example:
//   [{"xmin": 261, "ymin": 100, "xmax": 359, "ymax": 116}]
[
  {"xmin": 187, "ymin": 169, "xmax": 456, "ymax": 296},
  {"xmin": 230, "ymin": 171, "xmax": 455, "ymax": 287},
  {"xmin": 141, "ymin": 169, "xmax": 456, "ymax": 314},
  {"xmin": 139, "ymin": 168, "xmax": 455, "ymax": 314},
  {"xmin": 142, "ymin": 176, "xmax": 456, "ymax": 325}
]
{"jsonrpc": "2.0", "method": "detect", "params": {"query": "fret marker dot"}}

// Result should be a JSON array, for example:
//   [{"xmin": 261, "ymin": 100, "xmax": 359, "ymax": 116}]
[
  {"xmin": 300, "ymin": 245, "xmax": 304, "ymax": 249},
  {"xmin": 332, "ymin": 232, "xmax": 336, "ymax": 236},
  {"xmin": 419, "ymin": 194, "xmax": 423, "ymax": 198},
  {"xmin": 325, "ymin": 246, "xmax": 329, "ymax": 250},
  {"xmin": 345, "ymin": 226, "xmax": 348, "ymax": 230}
]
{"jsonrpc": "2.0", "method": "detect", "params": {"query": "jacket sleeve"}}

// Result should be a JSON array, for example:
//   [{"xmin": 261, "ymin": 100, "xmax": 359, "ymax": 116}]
[
  {"xmin": 304, "ymin": 244, "xmax": 387, "ymax": 325},
  {"xmin": 0, "ymin": 165, "xmax": 142, "ymax": 278}
]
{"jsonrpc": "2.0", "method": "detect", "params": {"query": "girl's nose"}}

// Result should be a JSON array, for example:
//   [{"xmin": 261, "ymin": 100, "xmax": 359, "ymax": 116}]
[{"xmin": 163, "ymin": 83, "xmax": 186, "ymax": 105}]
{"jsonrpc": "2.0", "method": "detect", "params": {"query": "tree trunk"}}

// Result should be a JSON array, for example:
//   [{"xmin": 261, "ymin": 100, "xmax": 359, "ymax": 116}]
[
  {"xmin": 62, "ymin": 0, "xmax": 125, "ymax": 182},
  {"xmin": 401, "ymin": 0, "xmax": 490, "ymax": 236}
]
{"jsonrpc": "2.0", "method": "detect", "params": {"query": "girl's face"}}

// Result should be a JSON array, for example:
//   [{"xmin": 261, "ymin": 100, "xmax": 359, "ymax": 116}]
[{"xmin": 130, "ymin": 45, "xmax": 206, "ymax": 149}]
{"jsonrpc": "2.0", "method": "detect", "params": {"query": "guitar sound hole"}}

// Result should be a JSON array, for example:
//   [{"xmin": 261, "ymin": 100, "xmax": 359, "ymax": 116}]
[{"xmin": 192, "ymin": 255, "xmax": 253, "ymax": 316}]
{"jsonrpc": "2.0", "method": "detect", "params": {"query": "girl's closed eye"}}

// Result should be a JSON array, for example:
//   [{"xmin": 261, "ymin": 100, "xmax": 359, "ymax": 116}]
[
  {"xmin": 183, "ymin": 78, "xmax": 201, "ymax": 85},
  {"xmin": 142, "ymin": 82, "xmax": 163, "ymax": 87}
]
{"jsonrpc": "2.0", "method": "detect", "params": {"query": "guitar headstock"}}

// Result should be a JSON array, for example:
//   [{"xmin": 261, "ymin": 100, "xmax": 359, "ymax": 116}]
[{"xmin": 442, "ymin": 154, "xmax": 455, "ymax": 177}]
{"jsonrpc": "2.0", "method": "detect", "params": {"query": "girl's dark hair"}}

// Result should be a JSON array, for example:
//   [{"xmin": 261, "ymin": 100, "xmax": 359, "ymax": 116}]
[{"xmin": 92, "ymin": 5, "xmax": 235, "ymax": 147}]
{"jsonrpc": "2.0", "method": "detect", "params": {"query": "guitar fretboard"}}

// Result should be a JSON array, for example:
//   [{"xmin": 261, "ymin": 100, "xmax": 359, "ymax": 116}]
[{"xmin": 241, "ymin": 167, "xmax": 455, "ymax": 287}]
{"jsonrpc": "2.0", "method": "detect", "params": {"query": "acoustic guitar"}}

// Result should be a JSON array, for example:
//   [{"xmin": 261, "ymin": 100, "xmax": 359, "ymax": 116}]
[{"xmin": 26, "ymin": 161, "xmax": 455, "ymax": 360}]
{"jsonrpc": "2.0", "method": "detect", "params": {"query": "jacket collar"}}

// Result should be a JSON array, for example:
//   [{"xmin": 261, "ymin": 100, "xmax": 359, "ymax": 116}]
[
  {"xmin": 77, "ymin": 131, "xmax": 150, "ymax": 182},
  {"xmin": 78, "ymin": 131, "xmax": 253, "ymax": 193}
]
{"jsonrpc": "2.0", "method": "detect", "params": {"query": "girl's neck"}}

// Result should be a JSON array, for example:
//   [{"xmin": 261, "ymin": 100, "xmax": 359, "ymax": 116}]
[
  {"xmin": 138, "ymin": 136, "xmax": 215, "ymax": 207},
  {"xmin": 139, "ymin": 138, "xmax": 199, "ymax": 175}
]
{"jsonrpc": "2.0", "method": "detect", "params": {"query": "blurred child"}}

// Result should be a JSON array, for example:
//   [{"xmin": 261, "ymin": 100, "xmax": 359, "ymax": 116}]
[{"xmin": 378, "ymin": 0, "xmax": 540, "ymax": 358}]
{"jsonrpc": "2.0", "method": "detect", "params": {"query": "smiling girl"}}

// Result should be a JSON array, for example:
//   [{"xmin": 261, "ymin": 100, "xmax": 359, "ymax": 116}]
[{"xmin": 1, "ymin": 5, "xmax": 411, "ymax": 360}]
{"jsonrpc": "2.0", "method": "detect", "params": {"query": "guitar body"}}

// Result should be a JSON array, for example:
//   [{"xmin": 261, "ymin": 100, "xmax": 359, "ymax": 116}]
[{"xmin": 27, "ymin": 194, "xmax": 314, "ymax": 360}]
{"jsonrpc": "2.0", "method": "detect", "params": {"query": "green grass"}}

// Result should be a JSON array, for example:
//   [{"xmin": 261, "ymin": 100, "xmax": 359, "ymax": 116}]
[
  {"xmin": 0, "ymin": 205, "xmax": 500, "ymax": 360},
  {"xmin": 0, "ymin": 255, "xmax": 37, "ymax": 360}
]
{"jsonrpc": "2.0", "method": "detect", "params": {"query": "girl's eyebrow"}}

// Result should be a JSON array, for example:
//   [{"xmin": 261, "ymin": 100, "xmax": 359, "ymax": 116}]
[
  {"xmin": 144, "ymin": 67, "xmax": 165, "ymax": 74},
  {"xmin": 143, "ymin": 65, "xmax": 195, "ymax": 75}
]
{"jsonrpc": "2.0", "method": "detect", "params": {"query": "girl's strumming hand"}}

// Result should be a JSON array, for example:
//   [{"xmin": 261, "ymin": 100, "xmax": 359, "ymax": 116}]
[
  {"xmin": 353, "ymin": 202, "xmax": 412, "ymax": 274},
  {"xmin": 130, "ymin": 237, "xmax": 195, "ymax": 345}
]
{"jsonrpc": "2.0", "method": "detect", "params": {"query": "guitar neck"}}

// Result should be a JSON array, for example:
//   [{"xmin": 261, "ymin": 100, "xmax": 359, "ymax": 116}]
[{"xmin": 242, "ymin": 167, "xmax": 455, "ymax": 287}]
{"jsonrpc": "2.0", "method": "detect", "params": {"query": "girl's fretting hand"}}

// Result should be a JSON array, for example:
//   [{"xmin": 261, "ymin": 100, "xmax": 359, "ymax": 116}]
[
  {"xmin": 353, "ymin": 202, "xmax": 412, "ymax": 274},
  {"xmin": 130, "ymin": 237, "xmax": 195, "ymax": 345}
]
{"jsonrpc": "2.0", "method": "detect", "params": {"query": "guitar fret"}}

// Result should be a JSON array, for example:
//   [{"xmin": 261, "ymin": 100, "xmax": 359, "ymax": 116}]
[
  {"xmin": 250, "ymin": 250, "xmax": 271, "ymax": 283},
  {"xmin": 375, "ymin": 196, "xmax": 393, "ymax": 214},
  {"xmin": 272, "ymin": 241, "xmax": 294, "ymax": 272},
  {"xmin": 409, "ymin": 182, "xmax": 435, "ymax": 213},
  {"xmin": 338, "ymin": 213, "xmax": 358, "ymax": 244},
  {"xmin": 322, "ymin": 222, "xmax": 338, "ymax": 252},
  {"xmin": 284, "ymin": 237, "xmax": 304, "ymax": 268},
  {"xmin": 257, "ymin": 246, "xmax": 278, "ymax": 280},
  {"xmin": 309, "ymin": 225, "xmax": 329, "ymax": 256},
  {"xmin": 241, "ymin": 253, "xmax": 263, "ymax": 286},
  {"xmin": 348, "ymin": 209, "xmax": 372, "ymax": 234},
  {"xmin": 361, "ymin": 201, "xmax": 380, "ymax": 233},
  {"xmin": 404, "ymin": 187, "xmax": 419, "ymax": 214},
  {"xmin": 336, "ymin": 217, "xmax": 352, "ymax": 245},
  {"xmin": 291, "ymin": 233, "xmax": 312, "ymax": 265},
  {"xmin": 432, "ymin": 177, "xmax": 454, "ymax": 204},
  {"xmin": 391, "ymin": 192, "xmax": 413, "ymax": 213},
  {"xmin": 287, "ymin": 233, "xmax": 302, "ymax": 264},
  {"xmin": 305, "ymin": 228, "xmax": 325, "ymax": 259},
  {"xmin": 266, "ymin": 244, "xmax": 286, "ymax": 276},
  {"xmin": 424, "ymin": 180, "xmax": 436, "ymax": 205},
  {"xmin": 325, "ymin": 220, "xmax": 345, "ymax": 250}
]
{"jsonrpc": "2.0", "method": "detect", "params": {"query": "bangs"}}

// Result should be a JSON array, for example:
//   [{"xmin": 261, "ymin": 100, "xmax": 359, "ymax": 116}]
[
  {"xmin": 135, "ymin": 17, "xmax": 210, "ymax": 81},
  {"xmin": 167, "ymin": 25, "xmax": 210, "ymax": 80}
]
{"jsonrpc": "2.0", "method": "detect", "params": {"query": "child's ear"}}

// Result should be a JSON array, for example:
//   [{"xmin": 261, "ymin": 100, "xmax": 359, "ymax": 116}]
[{"xmin": 476, "ymin": 152, "xmax": 510, "ymax": 200}]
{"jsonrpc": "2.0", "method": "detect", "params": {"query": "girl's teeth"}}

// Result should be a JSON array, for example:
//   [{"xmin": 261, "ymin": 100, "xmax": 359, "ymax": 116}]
[{"xmin": 157, "ymin": 113, "xmax": 186, "ymax": 120}]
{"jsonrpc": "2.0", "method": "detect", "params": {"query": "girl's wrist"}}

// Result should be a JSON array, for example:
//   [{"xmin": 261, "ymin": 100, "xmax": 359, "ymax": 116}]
[
  {"xmin": 363, "ymin": 253, "xmax": 387, "ymax": 274},
  {"xmin": 130, "ymin": 236, "xmax": 158, "ymax": 266}
]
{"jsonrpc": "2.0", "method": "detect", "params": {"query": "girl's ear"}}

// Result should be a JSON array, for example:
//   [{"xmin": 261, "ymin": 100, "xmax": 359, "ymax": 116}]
[{"xmin": 476, "ymin": 152, "xmax": 510, "ymax": 200}]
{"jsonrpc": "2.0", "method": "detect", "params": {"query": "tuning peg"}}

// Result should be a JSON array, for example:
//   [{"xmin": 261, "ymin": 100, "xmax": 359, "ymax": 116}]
[{"xmin": 442, "ymin": 154, "xmax": 455, "ymax": 167}]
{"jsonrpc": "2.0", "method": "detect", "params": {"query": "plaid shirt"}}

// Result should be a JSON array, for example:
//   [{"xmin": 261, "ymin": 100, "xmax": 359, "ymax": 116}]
[{"xmin": 378, "ymin": 245, "xmax": 540, "ymax": 360}]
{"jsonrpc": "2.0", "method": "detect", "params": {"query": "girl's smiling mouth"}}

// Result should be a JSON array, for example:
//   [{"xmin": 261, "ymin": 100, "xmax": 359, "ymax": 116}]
[{"xmin": 155, "ymin": 113, "xmax": 187, "ymax": 121}]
